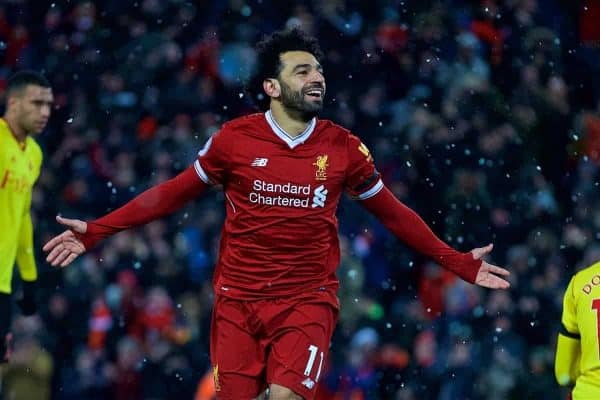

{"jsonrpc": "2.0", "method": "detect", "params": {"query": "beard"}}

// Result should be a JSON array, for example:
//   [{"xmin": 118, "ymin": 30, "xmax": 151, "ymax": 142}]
[{"xmin": 279, "ymin": 81, "xmax": 324, "ymax": 121}]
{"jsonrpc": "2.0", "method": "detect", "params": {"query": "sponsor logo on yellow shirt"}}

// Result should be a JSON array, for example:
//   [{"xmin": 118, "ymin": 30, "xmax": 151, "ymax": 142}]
[{"xmin": 0, "ymin": 169, "xmax": 30, "ymax": 193}]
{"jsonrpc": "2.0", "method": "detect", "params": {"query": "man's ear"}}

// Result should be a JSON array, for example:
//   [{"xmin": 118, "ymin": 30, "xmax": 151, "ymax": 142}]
[
  {"xmin": 6, "ymin": 95, "xmax": 19, "ymax": 111},
  {"xmin": 263, "ymin": 78, "xmax": 280, "ymax": 98}
]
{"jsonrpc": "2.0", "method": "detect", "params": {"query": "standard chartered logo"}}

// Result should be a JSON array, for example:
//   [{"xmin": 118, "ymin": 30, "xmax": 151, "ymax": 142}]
[
  {"xmin": 249, "ymin": 180, "xmax": 328, "ymax": 209},
  {"xmin": 311, "ymin": 185, "xmax": 328, "ymax": 208}
]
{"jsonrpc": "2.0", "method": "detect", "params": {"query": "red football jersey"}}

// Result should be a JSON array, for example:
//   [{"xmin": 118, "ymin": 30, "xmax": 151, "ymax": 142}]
[{"xmin": 194, "ymin": 111, "xmax": 383, "ymax": 299}]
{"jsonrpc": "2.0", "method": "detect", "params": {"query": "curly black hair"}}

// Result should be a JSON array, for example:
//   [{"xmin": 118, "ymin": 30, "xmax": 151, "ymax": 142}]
[{"xmin": 246, "ymin": 28, "xmax": 324, "ymax": 111}]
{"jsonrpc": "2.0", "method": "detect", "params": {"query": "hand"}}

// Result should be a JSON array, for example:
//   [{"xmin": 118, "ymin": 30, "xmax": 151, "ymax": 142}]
[
  {"xmin": 471, "ymin": 244, "xmax": 510, "ymax": 289},
  {"xmin": 43, "ymin": 216, "xmax": 87, "ymax": 267}
]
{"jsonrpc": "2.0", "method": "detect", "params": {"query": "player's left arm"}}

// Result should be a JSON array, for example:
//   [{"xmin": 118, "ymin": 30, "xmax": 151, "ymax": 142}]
[
  {"xmin": 555, "ymin": 277, "xmax": 580, "ymax": 386},
  {"xmin": 346, "ymin": 135, "xmax": 509, "ymax": 289},
  {"xmin": 360, "ymin": 187, "xmax": 509, "ymax": 288},
  {"xmin": 16, "ymin": 142, "xmax": 43, "ymax": 283},
  {"xmin": 15, "ymin": 192, "xmax": 38, "ymax": 315},
  {"xmin": 16, "ymin": 192, "xmax": 37, "ymax": 283}
]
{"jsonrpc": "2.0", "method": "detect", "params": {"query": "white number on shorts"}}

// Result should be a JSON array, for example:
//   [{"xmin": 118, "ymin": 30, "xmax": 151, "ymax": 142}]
[{"xmin": 304, "ymin": 344, "xmax": 324, "ymax": 381}]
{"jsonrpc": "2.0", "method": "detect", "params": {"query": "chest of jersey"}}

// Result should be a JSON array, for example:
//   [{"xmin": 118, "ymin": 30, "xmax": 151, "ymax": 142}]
[{"xmin": 226, "ymin": 134, "xmax": 345, "ymax": 214}]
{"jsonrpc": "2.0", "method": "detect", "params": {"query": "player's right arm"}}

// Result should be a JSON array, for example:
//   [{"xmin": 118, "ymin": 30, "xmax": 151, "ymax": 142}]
[
  {"xmin": 555, "ymin": 276, "xmax": 581, "ymax": 386},
  {"xmin": 43, "ymin": 165, "xmax": 207, "ymax": 267},
  {"xmin": 44, "ymin": 128, "xmax": 231, "ymax": 268}
]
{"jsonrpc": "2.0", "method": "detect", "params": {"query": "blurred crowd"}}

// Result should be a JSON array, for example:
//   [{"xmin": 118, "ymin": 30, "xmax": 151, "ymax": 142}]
[{"xmin": 1, "ymin": 0, "xmax": 599, "ymax": 399}]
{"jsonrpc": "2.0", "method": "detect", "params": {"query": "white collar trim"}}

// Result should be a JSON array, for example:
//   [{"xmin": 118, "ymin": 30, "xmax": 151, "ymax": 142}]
[{"xmin": 265, "ymin": 110, "xmax": 316, "ymax": 149}]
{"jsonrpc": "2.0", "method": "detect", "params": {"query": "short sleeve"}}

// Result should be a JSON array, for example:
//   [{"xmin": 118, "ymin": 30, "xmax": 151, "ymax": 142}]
[
  {"xmin": 562, "ymin": 276, "xmax": 579, "ymax": 334},
  {"xmin": 345, "ymin": 134, "xmax": 383, "ymax": 200},
  {"xmin": 194, "ymin": 128, "xmax": 231, "ymax": 185}
]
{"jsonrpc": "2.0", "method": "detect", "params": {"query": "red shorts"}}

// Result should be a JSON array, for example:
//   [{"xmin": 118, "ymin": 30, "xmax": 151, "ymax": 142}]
[{"xmin": 210, "ymin": 289, "xmax": 339, "ymax": 399}]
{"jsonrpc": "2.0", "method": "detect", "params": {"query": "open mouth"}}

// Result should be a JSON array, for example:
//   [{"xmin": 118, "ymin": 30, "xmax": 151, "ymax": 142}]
[{"xmin": 304, "ymin": 89, "xmax": 324, "ymax": 99}]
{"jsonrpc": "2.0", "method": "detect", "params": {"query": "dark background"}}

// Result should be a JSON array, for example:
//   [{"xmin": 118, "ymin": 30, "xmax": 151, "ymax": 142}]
[{"xmin": 1, "ymin": 0, "xmax": 599, "ymax": 399}]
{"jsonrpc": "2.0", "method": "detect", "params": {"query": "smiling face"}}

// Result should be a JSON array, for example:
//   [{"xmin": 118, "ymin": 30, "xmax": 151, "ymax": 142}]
[
  {"xmin": 8, "ymin": 84, "xmax": 54, "ymax": 135},
  {"xmin": 264, "ymin": 51, "xmax": 326, "ymax": 120}
]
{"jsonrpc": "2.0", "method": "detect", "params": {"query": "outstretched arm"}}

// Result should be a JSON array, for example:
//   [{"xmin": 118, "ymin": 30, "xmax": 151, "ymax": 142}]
[
  {"xmin": 359, "ymin": 186, "xmax": 509, "ymax": 289},
  {"xmin": 43, "ymin": 165, "xmax": 207, "ymax": 267}
]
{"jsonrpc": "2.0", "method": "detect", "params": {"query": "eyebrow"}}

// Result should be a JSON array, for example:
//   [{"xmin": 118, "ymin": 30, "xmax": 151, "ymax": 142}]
[
  {"xmin": 31, "ymin": 99, "xmax": 55, "ymax": 107},
  {"xmin": 291, "ymin": 63, "xmax": 323, "ymax": 73}
]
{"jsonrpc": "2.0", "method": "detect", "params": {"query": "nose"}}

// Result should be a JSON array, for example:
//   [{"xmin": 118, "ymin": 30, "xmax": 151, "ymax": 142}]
[
  {"xmin": 310, "ymin": 69, "xmax": 325, "ymax": 85},
  {"xmin": 40, "ymin": 105, "xmax": 51, "ymax": 119}
]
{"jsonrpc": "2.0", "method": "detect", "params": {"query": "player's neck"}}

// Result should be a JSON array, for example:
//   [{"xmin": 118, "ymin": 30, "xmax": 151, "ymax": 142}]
[
  {"xmin": 269, "ymin": 103, "xmax": 313, "ymax": 138},
  {"xmin": 2, "ymin": 113, "xmax": 27, "ymax": 143}
]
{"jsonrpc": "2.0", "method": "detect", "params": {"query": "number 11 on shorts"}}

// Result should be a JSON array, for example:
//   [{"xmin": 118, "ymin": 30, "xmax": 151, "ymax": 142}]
[{"xmin": 304, "ymin": 344, "xmax": 324, "ymax": 381}]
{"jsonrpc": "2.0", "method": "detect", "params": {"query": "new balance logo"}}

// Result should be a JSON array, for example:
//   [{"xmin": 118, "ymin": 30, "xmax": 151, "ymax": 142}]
[
  {"xmin": 251, "ymin": 158, "xmax": 269, "ymax": 167},
  {"xmin": 311, "ymin": 185, "xmax": 328, "ymax": 208},
  {"xmin": 301, "ymin": 378, "xmax": 315, "ymax": 389}
]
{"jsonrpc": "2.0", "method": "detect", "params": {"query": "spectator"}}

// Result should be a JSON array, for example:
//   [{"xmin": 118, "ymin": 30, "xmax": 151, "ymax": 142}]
[{"xmin": 0, "ymin": 1, "xmax": 596, "ymax": 398}]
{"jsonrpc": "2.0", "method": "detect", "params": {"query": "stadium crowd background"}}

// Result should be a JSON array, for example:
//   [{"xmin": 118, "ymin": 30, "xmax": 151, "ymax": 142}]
[{"xmin": 1, "ymin": 0, "xmax": 600, "ymax": 399}]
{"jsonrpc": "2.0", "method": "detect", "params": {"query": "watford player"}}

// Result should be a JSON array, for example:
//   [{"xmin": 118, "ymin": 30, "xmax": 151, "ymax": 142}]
[
  {"xmin": 0, "ymin": 71, "xmax": 53, "ymax": 362},
  {"xmin": 43, "ymin": 29, "xmax": 509, "ymax": 400},
  {"xmin": 556, "ymin": 261, "xmax": 600, "ymax": 399}
]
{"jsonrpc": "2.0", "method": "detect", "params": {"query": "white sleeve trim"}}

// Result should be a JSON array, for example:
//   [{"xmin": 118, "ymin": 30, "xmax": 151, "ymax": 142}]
[
  {"xmin": 194, "ymin": 160, "xmax": 211, "ymax": 184},
  {"xmin": 356, "ymin": 179, "xmax": 384, "ymax": 200},
  {"xmin": 198, "ymin": 137, "xmax": 213, "ymax": 156}
]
